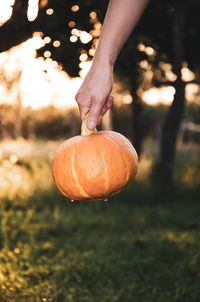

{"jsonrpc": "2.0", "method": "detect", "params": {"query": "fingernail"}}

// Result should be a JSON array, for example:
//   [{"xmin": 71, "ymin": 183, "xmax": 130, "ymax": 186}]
[{"xmin": 87, "ymin": 120, "xmax": 96, "ymax": 130}]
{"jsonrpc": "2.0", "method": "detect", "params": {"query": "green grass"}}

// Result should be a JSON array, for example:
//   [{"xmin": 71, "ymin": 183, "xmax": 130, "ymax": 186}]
[
  {"xmin": 0, "ymin": 150, "xmax": 200, "ymax": 302},
  {"xmin": 1, "ymin": 190, "xmax": 200, "ymax": 301}
]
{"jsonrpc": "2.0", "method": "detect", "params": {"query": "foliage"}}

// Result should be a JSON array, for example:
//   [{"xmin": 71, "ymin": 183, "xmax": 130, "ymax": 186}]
[
  {"xmin": 0, "ymin": 105, "xmax": 81, "ymax": 140},
  {"xmin": 1, "ymin": 102, "xmax": 200, "ymax": 143},
  {"xmin": 184, "ymin": 103, "xmax": 200, "ymax": 124}
]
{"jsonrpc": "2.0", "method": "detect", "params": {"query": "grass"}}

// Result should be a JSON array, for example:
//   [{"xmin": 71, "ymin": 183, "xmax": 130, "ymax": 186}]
[{"xmin": 0, "ymin": 141, "xmax": 200, "ymax": 302}]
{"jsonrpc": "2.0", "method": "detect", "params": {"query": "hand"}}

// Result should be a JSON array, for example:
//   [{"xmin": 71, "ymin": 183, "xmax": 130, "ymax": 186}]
[{"xmin": 75, "ymin": 62, "xmax": 113, "ymax": 130}]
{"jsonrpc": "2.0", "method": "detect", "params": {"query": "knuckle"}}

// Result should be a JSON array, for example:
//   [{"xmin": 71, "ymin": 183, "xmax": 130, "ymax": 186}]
[
  {"xmin": 91, "ymin": 95, "xmax": 98, "ymax": 103},
  {"xmin": 88, "ymin": 112, "xmax": 98, "ymax": 119},
  {"xmin": 75, "ymin": 92, "xmax": 79, "ymax": 101}
]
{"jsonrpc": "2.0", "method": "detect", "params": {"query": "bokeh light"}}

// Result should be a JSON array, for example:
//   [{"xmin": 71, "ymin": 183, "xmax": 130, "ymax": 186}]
[
  {"xmin": 142, "ymin": 86, "xmax": 176, "ymax": 105},
  {"xmin": 70, "ymin": 35, "xmax": 78, "ymax": 43},
  {"xmin": 43, "ymin": 50, "xmax": 51, "ymax": 58},
  {"xmin": 68, "ymin": 20, "xmax": 76, "ymax": 27},
  {"xmin": 0, "ymin": 34, "xmax": 84, "ymax": 110},
  {"xmin": 71, "ymin": 28, "xmax": 80, "ymax": 36},
  {"xmin": 43, "ymin": 36, "xmax": 51, "ymax": 44},
  {"xmin": 71, "ymin": 5, "xmax": 79, "ymax": 12},
  {"xmin": 46, "ymin": 8, "xmax": 54, "ymax": 15},
  {"xmin": 80, "ymin": 31, "xmax": 92, "ymax": 44},
  {"xmin": 90, "ymin": 11, "xmax": 97, "ymax": 19},
  {"xmin": 79, "ymin": 53, "xmax": 88, "ymax": 62},
  {"xmin": 53, "ymin": 40, "xmax": 61, "ymax": 47},
  {"xmin": 27, "ymin": 0, "xmax": 39, "ymax": 21},
  {"xmin": 0, "ymin": 0, "xmax": 15, "ymax": 26}
]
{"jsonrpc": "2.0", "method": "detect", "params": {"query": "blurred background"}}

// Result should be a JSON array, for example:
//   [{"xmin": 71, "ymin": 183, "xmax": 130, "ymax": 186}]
[{"xmin": 0, "ymin": 0, "xmax": 200, "ymax": 301}]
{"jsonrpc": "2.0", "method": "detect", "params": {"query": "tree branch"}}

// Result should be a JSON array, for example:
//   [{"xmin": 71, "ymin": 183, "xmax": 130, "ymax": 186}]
[{"xmin": 0, "ymin": 0, "xmax": 47, "ymax": 53}]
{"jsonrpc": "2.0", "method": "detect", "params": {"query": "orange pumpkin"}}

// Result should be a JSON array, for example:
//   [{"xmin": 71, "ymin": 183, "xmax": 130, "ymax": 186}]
[{"xmin": 52, "ymin": 116, "xmax": 138, "ymax": 201}]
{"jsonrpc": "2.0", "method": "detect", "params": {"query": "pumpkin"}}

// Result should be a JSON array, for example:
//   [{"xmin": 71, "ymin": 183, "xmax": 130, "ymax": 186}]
[{"xmin": 52, "ymin": 116, "xmax": 138, "ymax": 201}]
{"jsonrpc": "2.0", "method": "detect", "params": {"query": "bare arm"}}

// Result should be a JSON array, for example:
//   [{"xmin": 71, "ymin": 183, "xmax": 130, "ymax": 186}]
[{"xmin": 75, "ymin": 0, "xmax": 149, "ymax": 130}]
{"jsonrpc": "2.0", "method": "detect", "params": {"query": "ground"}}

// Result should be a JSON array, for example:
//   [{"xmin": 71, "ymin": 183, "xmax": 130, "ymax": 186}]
[{"xmin": 0, "ymin": 139, "xmax": 200, "ymax": 302}]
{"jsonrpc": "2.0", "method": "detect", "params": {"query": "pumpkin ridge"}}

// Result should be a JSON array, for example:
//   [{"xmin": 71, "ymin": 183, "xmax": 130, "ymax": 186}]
[
  {"xmin": 102, "ymin": 133, "xmax": 129, "ymax": 183},
  {"xmin": 71, "ymin": 146, "xmax": 90, "ymax": 199},
  {"xmin": 112, "ymin": 133, "xmax": 138, "ymax": 179},
  {"xmin": 110, "ymin": 132, "xmax": 138, "ymax": 163},
  {"xmin": 110, "ymin": 134, "xmax": 131, "ymax": 182},
  {"xmin": 77, "ymin": 136, "xmax": 109, "ymax": 199},
  {"xmin": 52, "ymin": 156, "xmax": 70, "ymax": 197},
  {"xmin": 100, "ymin": 151, "xmax": 109, "ymax": 195},
  {"xmin": 52, "ymin": 130, "xmax": 138, "ymax": 201},
  {"xmin": 94, "ymin": 136, "xmax": 109, "ymax": 196}
]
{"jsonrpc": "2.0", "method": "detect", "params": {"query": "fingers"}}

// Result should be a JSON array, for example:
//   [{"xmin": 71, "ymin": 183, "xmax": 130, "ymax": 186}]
[
  {"xmin": 76, "ymin": 92, "xmax": 114, "ymax": 130},
  {"xmin": 106, "ymin": 95, "xmax": 113, "ymax": 109},
  {"xmin": 87, "ymin": 96, "xmax": 102, "ymax": 130},
  {"xmin": 75, "ymin": 92, "xmax": 90, "ymax": 120},
  {"xmin": 97, "ymin": 95, "xmax": 114, "ymax": 126},
  {"xmin": 87, "ymin": 95, "xmax": 114, "ymax": 129},
  {"xmin": 80, "ymin": 105, "xmax": 89, "ymax": 121},
  {"xmin": 97, "ymin": 107, "xmax": 107, "ymax": 126}
]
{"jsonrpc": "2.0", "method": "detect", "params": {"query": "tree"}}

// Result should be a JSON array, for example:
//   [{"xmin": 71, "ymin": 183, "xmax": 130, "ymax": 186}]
[
  {"xmin": 1, "ymin": 0, "xmax": 200, "ymax": 185},
  {"xmin": 150, "ymin": 0, "xmax": 200, "ymax": 186}
]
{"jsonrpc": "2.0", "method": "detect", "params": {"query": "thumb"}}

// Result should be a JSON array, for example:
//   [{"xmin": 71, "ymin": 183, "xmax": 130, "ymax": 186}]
[{"xmin": 87, "ymin": 101, "xmax": 102, "ymax": 130}]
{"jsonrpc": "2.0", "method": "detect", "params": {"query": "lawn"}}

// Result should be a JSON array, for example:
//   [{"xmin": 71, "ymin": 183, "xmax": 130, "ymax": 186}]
[{"xmin": 0, "ymin": 140, "xmax": 200, "ymax": 302}]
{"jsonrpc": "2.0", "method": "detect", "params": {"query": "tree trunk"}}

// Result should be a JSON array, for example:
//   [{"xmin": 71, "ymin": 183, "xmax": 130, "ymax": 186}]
[
  {"xmin": 159, "ymin": 1, "xmax": 186, "ymax": 185},
  {"xmin": 129, "ymin": 70, "xmax": 143, "ymax": 157},
  {"xmin": 131, "ymin": 94, "xmax": 143, "ymax": 157}
]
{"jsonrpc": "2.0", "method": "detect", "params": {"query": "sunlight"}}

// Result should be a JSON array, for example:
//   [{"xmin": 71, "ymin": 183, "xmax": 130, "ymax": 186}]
[
  {"xmin": 142, "ymin": 86, "xmax": 176, "ymax": 106},
  {"xmin": 90, "ymin": 11, "xmax": 97, "ymax": 19},
  {"xmin": 71, "ymin": 5, "xmax": 79, "ymax": 12},
  {"xmin": 79, "ymin": 53, "xmax": 88, "ymax": 62},
  {"xmin": 69, "ymin": 28, "xmax": 93, "ymax": 44},
  {"xmin": 53, "ymin": 40, "xmax": 61, "ymax": 47},
  {"xmin": 123, "ymin": 94, "xmax": 133, "ymax": 104},
  {"xmin": 185, "ymin": 83, "xmax": 199, "ymax": 103},
  {"xmin": 142, "ymin": 63, "xmax": 198, "ymax": 106},
  {"xmin": 27, "ymin": 0, "xmax": 39, "ymax": 22},
  {"xmin": 0, "ymin": 146, "xmax": 53, "ymax": 199},
  {"xmin": 68, "ymin": 20, "xmax": 76, "ymax": 28},
  {"xmin": 137, "ymin": 43, "xmax": 156, "ymax": 56},
  {"xmin": 0, "ymin": 0, "xmax": 15, "ymax": 26},
  {"xmin": 80, "ymin": 31, "xmax": 93, "ymax": 44},
  {"xmin": 71, "ymin": 28, "xmax": 80, "ymax": 37},
  {"xmin": 0, "ymin": 34, "xmax": 83, "ymax": 109},
  {"xmin": 79, "ymin": 61, "xmax": 92, "ymax": 79},
  {"xmin": 70, "ymin": 35, "xmax": 78, "ymax": 42},
  {"xmin": 139, "ymin": 60, "xmax": 148, "ymax": 69},
  {"xmin": 44, "ymin": 36, "xmax": 51, "ymax": 44},
  {"xmin": 43, "ymin": 50, "xmax": 51, "ymax": 58},
  {"xmin": 46, "ymin": 8, "xmax": 54, "ymax": 15},
  {"xmin": 182, "ymin": 66, "xmax": 195, "ymax": 82},
  {"xmin": 1, "ymin": 3, "xmax": 199, "ymax": 111},
  {"xmin": 159, "ymin": 62, "xmax": 177, "ymax": 82},
  {"xmin": 136, "ymin": 154, "xmax": 153, "ymax": 181}
]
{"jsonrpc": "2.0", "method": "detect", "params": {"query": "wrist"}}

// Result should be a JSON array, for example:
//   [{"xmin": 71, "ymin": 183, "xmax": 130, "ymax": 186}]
[
  {"xmin": 92, "ymin": 55, "xmax": 114, "ymax": 69},
  {"xmin": 92, "ymin": 45, "xmax": 116, "ymax": 68}
]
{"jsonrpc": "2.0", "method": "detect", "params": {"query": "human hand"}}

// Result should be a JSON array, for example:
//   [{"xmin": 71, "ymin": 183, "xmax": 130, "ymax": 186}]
[{"xmin": 75, "ymin": 62, "xmax": 113, "ymax": 130}]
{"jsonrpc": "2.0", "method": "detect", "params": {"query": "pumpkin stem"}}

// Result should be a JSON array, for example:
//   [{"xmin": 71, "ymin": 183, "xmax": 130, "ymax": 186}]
[{"xmin": 81, "ymin": 114, "xmax": 97, "ymax": 136}]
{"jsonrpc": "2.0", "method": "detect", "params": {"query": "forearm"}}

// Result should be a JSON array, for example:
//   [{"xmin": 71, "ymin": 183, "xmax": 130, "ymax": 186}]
[
  {"xmin": 93, "ymin": 0, "xmax": 149, "ymax": 67},
  {"xmin": 76, "ymin": 0, "xmax": 149, "ymax": 129}
]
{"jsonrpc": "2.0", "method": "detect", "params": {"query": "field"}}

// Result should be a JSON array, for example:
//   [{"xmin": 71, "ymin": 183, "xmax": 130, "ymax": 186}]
[{"xmin": 0, "ymin": 139, "xmax": 200, "ymax": 302}]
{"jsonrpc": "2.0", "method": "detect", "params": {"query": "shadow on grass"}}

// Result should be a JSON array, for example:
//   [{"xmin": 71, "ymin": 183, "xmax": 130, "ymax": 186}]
[
  {"xmin": 0, "ymin": 150, "xmax": 200, "ymax": 301},
  {"xmin": 1, "ymin": 183, "xmax": 200, "ymax": 301}
]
